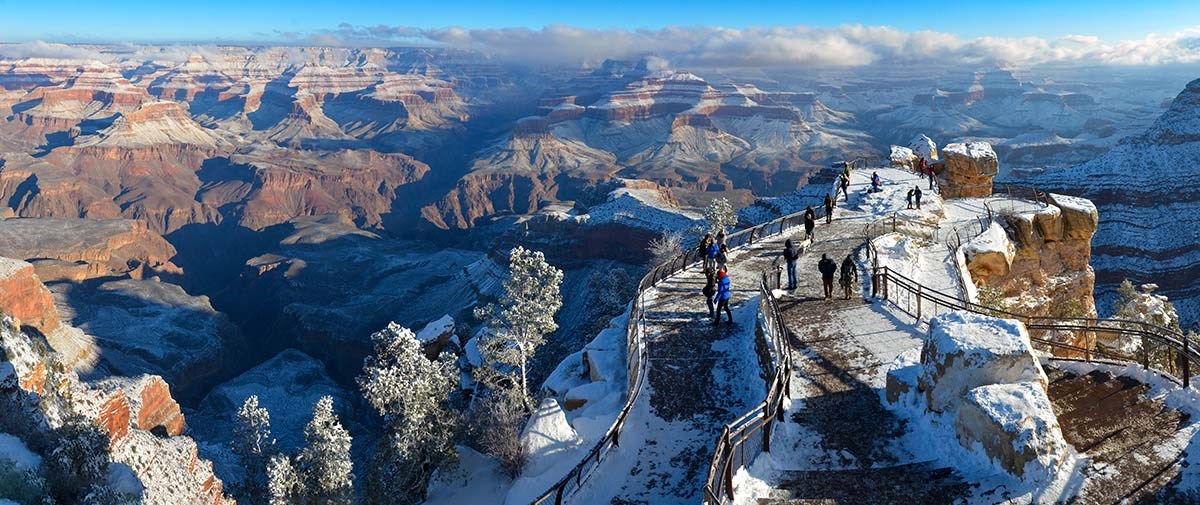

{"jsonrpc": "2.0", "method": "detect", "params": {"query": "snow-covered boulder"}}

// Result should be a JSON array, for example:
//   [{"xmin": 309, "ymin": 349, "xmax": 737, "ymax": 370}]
[
  {"xmin": 956, "ymin": 381, "xmax": 1069, "ymax": 479},
  {"xmin": 918, "ymin": 312, "xmax": 1047, "ymax": 413},
  {"xmin": 506, "ymin": 398, "xmax": 585, "ymax": 504},
  {"xmin": 889, "ymin": 145, "xmax": 917, "ymax": 169},
  {"xmin": 416, "ymin": 314, "xmax": 456, "ymax": 356},
  {"xmin": 1047, "ymin": 193, "xmax": 1098, "ymax": 240},
  {"xmin": 938, "ymin": 142, "xmax": 998, "ymax": 198},
  {"xmin": 885, "ymin": 348, "xmax": 921, "ymax": 404},
  {"xmin": 910, "ymin": 134, "xmax": 939, "ymax": 161},
  {"xmin": 963, "ymin": 222, "xmax": 1016, "ymax": 282},
  {"xmin": 563, "ymin": 381, "xmax": 612, "ymax": 411},
  {"xmin": 583, "ymin": 348, "xmax": 622, "ymax": 383}
]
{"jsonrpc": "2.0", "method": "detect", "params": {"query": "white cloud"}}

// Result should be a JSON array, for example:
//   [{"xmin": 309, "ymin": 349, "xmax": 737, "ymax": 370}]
[
  {"xmin": 0, "ymin": 41, "xmax": 106, "ymax": 60},
  {"xmin": 309, "ymin": 23, "xmax": 1200, "ymax": 68}
]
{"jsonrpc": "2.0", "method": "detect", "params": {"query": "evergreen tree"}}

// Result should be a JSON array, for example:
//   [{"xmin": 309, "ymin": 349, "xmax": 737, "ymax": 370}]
[
  {"xmin": 297, "ymin": 396, "xmax": 354, "ymax": 504},
  {"xmin": 474, "ymin": 246, "xmax": 563, "ymax": 411},
  {"xmin": 358, "ymin": 323, "xmax": 459, "ymax": 504},
  {"xmin": 266, "ymin": 454, "xmax": 302, "ymax": 505},
  {"xmin": 586, "ymin": 269, "xmax": 634, "ymax": 335},
  {"xmin": 46, "ymin": 415, "xmax": 110, "ymax": 503},
  {"xmin": 233, "ymin": 395, "xmax": 276, "ymax": 504},
  {"xmin": 703, "ymin": 197, "xmax": 737, "ymax": 234}
]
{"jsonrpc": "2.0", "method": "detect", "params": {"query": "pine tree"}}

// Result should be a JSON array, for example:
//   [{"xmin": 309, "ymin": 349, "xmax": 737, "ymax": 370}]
[
  {"xmin": 46, "ymin": 415, "xmax": 110, "ymax": 504},
  {"xmin": 297, "ymin": 396, "xmax": 354, "ymax": 504},
  {"xmin": 646, "ymin": 230, "xmax": 684, "ymax": 267},
  {"xmin": 358, "ymin": 323, "xmax": 460, "ymax": 504},
  {"xmin": 266, "ymin": 455, "xmax": 302, "ymax": 505},
  {"xmin": 233, "ymin": 395, "xmax": 276, "ymax": 504},
  {"xmin": 473, "ymin": 246, "xmax": 563, "ymax": 411},
  {"xmin": 703, "ymin": 197, "xmax": 737, "ymax": 234}
]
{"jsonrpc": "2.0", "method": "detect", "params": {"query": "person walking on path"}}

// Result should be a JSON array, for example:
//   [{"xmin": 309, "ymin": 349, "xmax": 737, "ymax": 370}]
[
  {"xmin": 906, "ymin": 188, "xmax": 915, "ymax": 209},
  {"xmin": 803, "ymin": 205, "xmax": 816, "ymax": 241},
  {"xmin": 818, "ymin": 253, "xmax": 837, "ymax": 301},
  {"xmin": 824, "ymin": 194, "xmax": 834, "ymax": 224},
  {"xmin": 783, "ymin": 238, "xmax": 800, "ymax": 290},
  {"xmin": 927, "ymin": 164, "xmax": 936, "ymax": 190},
  {"xmin": 701, "ymin": 234, "xmax": 718, "ymax": 274},
  {"xmin": 839, "ymin": 253, "xmax": 858, "ymax": 300},
  {"xmin": 915, "ymin": 186, "xmax": 923, "ymax": 210},
  {"xmin": 917, "ymin": 157, "xmax": 926, "ymax": 177},
  {"xmin": 702, "ymin": 271, "xmax": 717, "ymax": 317},
  {"xmin": 716, "ymin": 243, "xmax": 730, "ymax": 272},
  {"xmin": 713, "ymin": 268, "xmax": 733, "ymax": 325},
  {"xmin": 839, "ymin": 173, "xmax": 851, "ymax": 202},
  {"xmin": 871, "ymin": 172, "xmax": 882, "ymax": 193}
]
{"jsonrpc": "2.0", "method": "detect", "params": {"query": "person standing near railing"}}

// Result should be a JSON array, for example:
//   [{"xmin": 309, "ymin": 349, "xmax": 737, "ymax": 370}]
[
  {"xmin": 818, "ymin": 253, "xmax": 837, "ymax": 301},
  {"xmin": 701, "ymin": 234, "xmax": 717, "ymax": 274},
  {"xmin": 717, "ymin": 243, "xmax": 729, "ymax": 272},
  {"xmin": 702, "ymin": 271, "xmax": 717, "ymax": 318},
  {"xmin": 838, "ymin": 172, "xmax": 851, "ymax": 202},
  {"xmin": 783, "ymin": 239, "xmax": 800, "ymax": 290},
  {"xmin": 804, "ymin": 205, "xmax": 816, "ymax": 241},
  {"xmin": 839, "ymin": 253, "xmax": 857, "ymax": 300},
  {"xmin": 714, "ymin": 268, "xmax": 733, "ymax": 325},
  {"xmin": 824, "ymin": 193, "xmax": 834, "ymax": 224}
]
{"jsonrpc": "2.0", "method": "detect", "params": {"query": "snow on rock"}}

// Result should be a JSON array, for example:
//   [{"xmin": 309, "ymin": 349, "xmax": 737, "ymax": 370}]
[
  {"xmin": 1046, "ymin": 193, "xmax": 1098, "ymax": 240},
  {"xmin": 416, "ymin": 314, "xmax": 456, "ymax": 354},
  {"xmin": 963, "ymin": 221, "xmax": 1016, "ymax": 282},
  {"xmin": 889, "ymin": 145, "xmax": 917, "ymax": 169},
  {"xmin": 885, "ymin": 348, "xmax": 921, "ymax": 404},
  {"xmin": 0, "ymin": 432, "xmax": 41, "ymax": 470},
  {"xmin": 910, "ymin": 134, "xmax": 939, "ymax": 161},
  {"xmin": 957, "ymin": 381, "xmax": 1070, "ymax": 480},
  {"xmin": 939, "ymin": 141, "xmax": 998, "ymax": 199},
  {"xmin": 918, "ymin": 311, "xmax": 1047, "ymax": 413},
  {"xmin": 506, "ymin": 398, "xmax": 585, "ymax": 505},
  {"xmin": 563, "ymin": 381, "xmax": 613, "ymax": 411}
]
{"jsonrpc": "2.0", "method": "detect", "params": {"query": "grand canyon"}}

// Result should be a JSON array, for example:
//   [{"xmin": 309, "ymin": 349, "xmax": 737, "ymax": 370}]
[{"xmin": 3, "ymin": 5, "xmax": 1200, "ymax": 504}]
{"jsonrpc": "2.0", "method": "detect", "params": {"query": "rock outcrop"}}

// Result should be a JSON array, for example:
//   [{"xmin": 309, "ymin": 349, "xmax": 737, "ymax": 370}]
[
  {"xmin": 937, "ymin": 142, "xmax": 998, "ymax": 198},
  {"xmin": 0, "ymin": 217, "xmax": 181, "ymax": 282},
  {"xmin": 889, "ymin": 145, "xmax": 918, "ymax": 169},
  {"xmin": 909, "ymin": 134, "xmax": 939, "ymax": 161}
]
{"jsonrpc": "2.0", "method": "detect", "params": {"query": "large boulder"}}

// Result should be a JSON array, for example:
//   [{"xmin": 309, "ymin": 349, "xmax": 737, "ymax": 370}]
[
  {"xmin": 956, "ymin": 381, "xmax": 1070, "ymax": 479},
  {"xmin": 918, "ymin": 312, "xmax": 1046, "ymax": 413},
  {"xmin": 963, "ymin": 223, "xmax": 1017, "ymax": 283},
  {"xmin": 910, "ymin": 134, "xmax": 939, "ymax": 161},
  {"xmin": 0, "ymin": 257, "xmax": 60, "ymax": 333},
  {"xmin": 1047, "ymin": 193, "xmax": 1099, "ymax": 240},
  {"xmin": 889, "ymin": 145, "xmax": 918, "ymax": 169},
  {"xmin": 938, "ymin": 142, "xmax": 998, "ymax": 198}
]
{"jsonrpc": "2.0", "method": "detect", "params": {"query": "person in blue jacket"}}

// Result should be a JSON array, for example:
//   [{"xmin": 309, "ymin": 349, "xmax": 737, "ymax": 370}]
[
  {"xmin": 706, "ymin": 238, "xmax": 721, "ymax": 274},
  {"xmin": 713, "ymin": 268, "xmax": 733, "ymax": 325}
]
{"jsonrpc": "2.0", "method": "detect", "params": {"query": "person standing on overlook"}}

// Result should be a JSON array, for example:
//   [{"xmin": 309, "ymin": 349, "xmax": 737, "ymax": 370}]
[
  {"xmin": 915, "ymin": 186, "xmax": 923, "ymax": 210},
  {"xmin": 906, "ymin": 188, "xmax": 915, "ymax": 209},
  {"xmin": 824, "ymin": 193, "xmax": 834, "ymax": 224},
  {"xmin": 702, "ymin": 271, "xmax": 717, "ymax": 318},
  {"xmin": 699, "ymin": 234, "xmax": 715, "ymax": 274},
  {"xmin": 804, "ymin": 205, "xmax": 816, "ymax": 241},
  {"xmin": 839, "ymin": 253, "xmax": 858, "ymax": 300},
  {"xmin": 713, "ymin": 268, "xmax": 733, "ymax": 325},
  {"xmin": 838, "ymin": 172, "xmax": 851, "ymax": 202},
  {"xmin": 818, "ymin": 253, "xmax": 837, "ymax": 301},
  {"xmin": 917, "ymin": 157, "xmax": 926, "ymax": 177},
  {"xmin": 716, "ymin": 243, "xmax": 729, "ymax": 272},
  {"xmin": 782, "ymin": 238, "xmax": 800, "ymax": 291}
]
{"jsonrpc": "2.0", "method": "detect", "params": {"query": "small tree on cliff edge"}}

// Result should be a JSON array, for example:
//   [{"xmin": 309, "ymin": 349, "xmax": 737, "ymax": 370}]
[
  {"xmin": 297, "ymin": 396, "xmax": 354, "ymax": 504},
  {"xmin": 358, "ymin": 323, "xmax": 459, "ymax": 504},
  {"xmin": 474, "ymin": 246, "xmax": 564, "ymax": 412},
  {"xmin": 704, "ymin": 197, "xmax": 737, "ymax": 235},
  {"xmin": 233, "ymin": 395, "xmax": 277, "ymax": 504}
]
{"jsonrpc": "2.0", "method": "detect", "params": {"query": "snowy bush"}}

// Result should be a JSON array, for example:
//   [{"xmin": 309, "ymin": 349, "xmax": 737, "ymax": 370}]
[
  {"xmin": 469, "ymin": 390, "xmax": 527, "ymax": 478},
  {"xmin": 296, "ymin": 396, "xmax": 354, "ymax": 504},
  {"xmin": 646, "ymin": 231, "xmax": 684, "ymax": 267},
  {"xmin": 704, "ymin": 197, "xmax": 737, "ymax": 234},
  {"xmin": 266, "ymin": 455, "xmax": 302, "ymax": 505},
  {"xmin": 358, "ymin": 323, "xmax": 460, "ymax": 504},
  {"xmin": 232, "ymin": 395, "xmax": 276, "ymax": 504},
  {"xmin": 45, "ymin": 415, "xmax": 110, "ymax": 504},
  {"xmin": 474, "ymin": 246, "xmax": 564, "ymax": 411}
]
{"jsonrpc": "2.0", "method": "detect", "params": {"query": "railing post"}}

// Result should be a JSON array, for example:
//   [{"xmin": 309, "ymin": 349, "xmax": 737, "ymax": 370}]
[
  {"xmin": 721, "ymin": 430, "xmax": 735, "ymax": 500},
  {"xmin": 1142, "ymin": 335, "xmax": 1150, "ymax": 370},
  {"xmin": 762, "ymin": 402, "xmax": 772, "ymax": 453},
  {"xmin": 916, "ymin": 284, "xmax": 922, "ymax": 320},
  {"xmin": 1185, "ymin": 335, "xmax": 1191, "ymax": 388},
  {"xmin": 871, "ymin": 267, "xmax": 878, "ymax": 298}
]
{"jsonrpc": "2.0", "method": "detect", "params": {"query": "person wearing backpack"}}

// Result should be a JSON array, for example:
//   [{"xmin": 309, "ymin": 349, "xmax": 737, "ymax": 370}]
[
  {"xmin": 803, "ymin": 205, "xmax": 816, "ymax": 241},
  {"xmin": 871, "ymin": 172, "xmax": 882, "ymax": 193},
  {"xmin": 702, "ymin": 271, "xmax": 717, "ymax": 317},
  {"xmin": 705, "ymin": 236, "xmax": 720, "ymax": 275},
  {"xmin": 839, "ymin": 253, "xmax": 858, "ymax": 300},
  {"xmin": 838, "ymin": 173, "xmax": 851, "ymax": 202},
  {"xmin": 716, "ymin": 243, "xmax": 730, "ymax": 272},
  {"xmin": 714, "ymin": 268, "xmax": 733, "ymax": 325},
  {"xmin": 699, "ymin": 234, "xmax": 715, "ymax": 274},
  {"xmin": 824, "ymin": 193, "xmax": 834, "ymax": 224},
  {"xmin": 915, "ymin": 186, "xmax": 923, "ymax": 210},
  {"xmin": 782, "ymin": 239, "xmax": 801, "ymax": 290},
  {"xmin": 818, "ymin": 253, "xmax": 837, "ymax": 301}
]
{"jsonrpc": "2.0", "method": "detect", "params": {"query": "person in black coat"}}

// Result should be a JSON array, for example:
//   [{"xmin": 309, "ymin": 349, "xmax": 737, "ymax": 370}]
[
  {"xmin": 782, "ymin": 238, "xmax": 800, "ymax": 290},
  {"xmin": 839, "ymin": 254, "xmax": 858, "ymax": 300},
  {"xmin": 817, "ymin": 253, "xmax": 837, "ymax": 300},
  {"xmin": 702, "ymin": 271, "xmax": 717, "ymax": 317},
  {"xmin": 803, "ymin": 205, "xmax": 816, "ymax": 241},
  {"xmin": 915, "ymin": 186, "xmax": 923, "ymax": 210},
  {"xmin": 824, "ymin": 194, "xmax": 834, "ymax": 224},
  {"xmin": 839, "ymin": 173, "xmax": 851, "ymax": 202}
]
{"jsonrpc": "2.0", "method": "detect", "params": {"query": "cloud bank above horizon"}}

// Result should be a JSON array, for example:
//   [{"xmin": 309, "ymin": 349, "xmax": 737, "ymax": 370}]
[{"xmin": 7, "ymin": 23, "xmax": 1200, "ymax": 68}]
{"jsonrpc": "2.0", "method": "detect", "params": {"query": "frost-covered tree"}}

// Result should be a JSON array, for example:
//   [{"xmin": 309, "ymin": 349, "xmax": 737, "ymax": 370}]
[
  {"xmin": 703, "ymin": 197, "xmax": 737, "ymax": 234},
  {"xmin": 586, "ymin": 269, "xmax": 634, "ymax": 335},
  {"xmin": 647, "ymin": 230, "xmax": 684, "ymax": 267},
  {"xmin": 470, "ymin": 389, "xmax": 527, "ymax": 478},
  {"xmin": 1114, "ymin": 279, "xmax": 1181, "ymax": 331},
  {"xmin": 474, "ymin": 246, "xmax": 563, "ymax": 411},
  {"xmin": 233, "ymin": 395, "xmax": 276, "ymax": 504},
  {"xmin": 297, "ymin": 396, "xmax": 354, "ymax": 504},
  {"xmin": 46, "ymin": 415, "xmax": 110, "ymax": 503},
  {"xmin": 266, "ymin": 455, "xmax": 302, "ymax": 505},
  {"xmin": 358, "ymin": 323, "xmax": 459, "ymax": 504}
]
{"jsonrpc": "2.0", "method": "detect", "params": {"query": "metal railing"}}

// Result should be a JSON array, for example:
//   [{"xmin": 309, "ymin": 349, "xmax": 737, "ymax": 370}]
[{"xmin": 530, "ymin": 196, "xmax": 825, "ymax": 504}]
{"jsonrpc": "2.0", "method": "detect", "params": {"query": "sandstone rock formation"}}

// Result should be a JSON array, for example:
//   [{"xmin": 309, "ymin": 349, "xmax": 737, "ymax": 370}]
[
  {"xmin": 0, "ymin": 217, "xmax": 181, "ymax": 282},
  {"xmin": 937, "ymin": 142, "xmax": 998, "ymax": 198},
  {"xmin": 909, "ymin": 134, "xmax": 939, "ymax": 161},
  {"xmin": 956, "ymin": 381, "xmax": 1070, "ymax": 479},
  {"xmin": 889, "ymin": 145, "xmax": 918, "ymax": 169},
  {"xmin": 918, "ymin": 312, "xmax": 1047, "ymax": 413}
]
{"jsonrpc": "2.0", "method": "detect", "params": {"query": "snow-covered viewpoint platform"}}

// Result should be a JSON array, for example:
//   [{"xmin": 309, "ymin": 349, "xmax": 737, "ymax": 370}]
[{"xmin": 720, "ymin": 168, "xmax": 1200, "ymax": 505}]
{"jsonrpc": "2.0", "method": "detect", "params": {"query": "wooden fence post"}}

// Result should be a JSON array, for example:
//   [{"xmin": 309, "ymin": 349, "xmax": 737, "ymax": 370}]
[{"xmin": 916, "ymin": 284, "xmax": 922, "ymax": 320}]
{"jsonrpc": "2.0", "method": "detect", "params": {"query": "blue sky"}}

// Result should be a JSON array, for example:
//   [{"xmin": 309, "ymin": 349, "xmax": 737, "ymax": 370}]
[{"xmin": 1, "ymin": 0, "xmax": 1198, "ymax": 43}]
